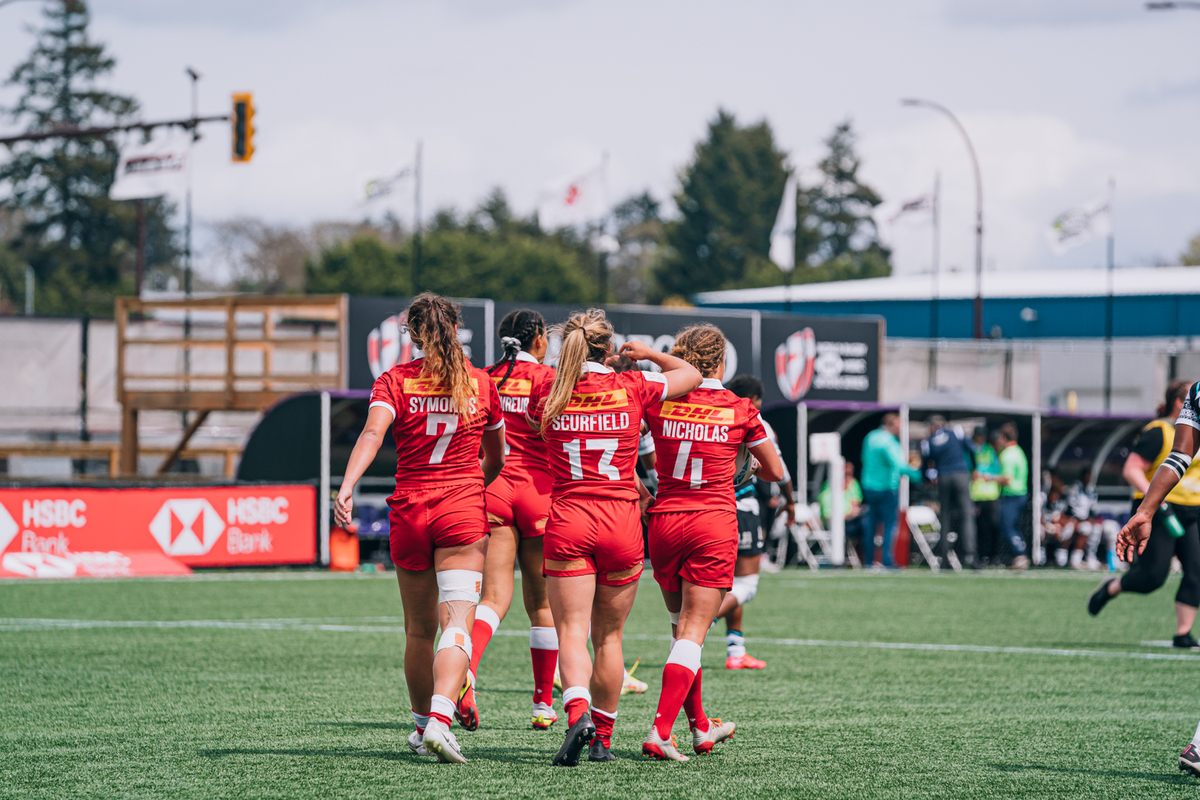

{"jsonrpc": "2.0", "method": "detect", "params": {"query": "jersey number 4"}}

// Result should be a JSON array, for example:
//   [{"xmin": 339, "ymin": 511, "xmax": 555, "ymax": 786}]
[
  {"xmin": 671, "ymin": 441, "xmax": 705, "ymax": 489},
  {"xmin": 564, "ymin": 438, "xmax": 619, "ymax": 480},
  {"xmin": 425, "ymin": 413, "xmax": 458, "ymax": 464}
]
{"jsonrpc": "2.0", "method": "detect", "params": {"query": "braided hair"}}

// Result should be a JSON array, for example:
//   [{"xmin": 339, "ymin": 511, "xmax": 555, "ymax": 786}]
[
  {"xmin": 405, "ymin": 293, "xmax": 476, "ymax": 417},
  {"xmin": 670, "ymin": 324, "xmax": 726, "ymax": 379},
  {"xmin": 487, "ymin": 309, "xmax": 547, "ymax": 390}
]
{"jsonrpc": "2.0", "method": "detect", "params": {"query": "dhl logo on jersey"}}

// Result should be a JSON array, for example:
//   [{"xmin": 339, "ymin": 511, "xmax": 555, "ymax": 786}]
[
  {"xmin": 659, "ymin": 401, "xmax": 735, "ymax": 425},
  {"xmin": 403, "ymin": 377, "xmax": 480, "ymax": 396},
  {"xmin": 492, "ymin": 377, "xmax": 532, "ymax": 397},
  {"xmin": 565, "ymin": 388, "xmax": 628, "ymax": 412}
]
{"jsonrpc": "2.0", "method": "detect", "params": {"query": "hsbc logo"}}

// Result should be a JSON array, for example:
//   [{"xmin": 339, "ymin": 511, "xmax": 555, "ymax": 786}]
[{"xmin": 149, "ymin": 499, "xmax": 226, "ymax": 556}]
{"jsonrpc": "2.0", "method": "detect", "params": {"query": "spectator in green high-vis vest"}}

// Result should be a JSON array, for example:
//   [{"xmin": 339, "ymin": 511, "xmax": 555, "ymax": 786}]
[
  {"xmin": 970, "ymin": 428, "xmax": 1002, "ymax": 563},
  {"xmin": 995, "ymin": 422, "xmax": 1030, "ymax": 570},
  {"xmin": 860, "ymin": 413, "xmax": 922, "ymax": 569}
]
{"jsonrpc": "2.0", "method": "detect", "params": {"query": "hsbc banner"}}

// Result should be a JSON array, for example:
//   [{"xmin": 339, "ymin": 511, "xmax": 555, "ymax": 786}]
[
  {"xmin": 760, "ymin": 314, "xmax": 882, "ymax": 404},
  {"xmin": 0, "ymin": 485, "xmax": 317, "ymax": 579}
]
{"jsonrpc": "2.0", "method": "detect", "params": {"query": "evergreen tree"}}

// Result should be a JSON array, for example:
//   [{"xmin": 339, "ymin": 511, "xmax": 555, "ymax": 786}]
[
  {"xmin": 654, "ymin": 109, "xmax": 789, "ymax": 301},
  {"xmin": 1182, "ymin": 232, "xmax": 1200, "ymax": 267},
  {"xmin": 794, "ymin": 120, "xmax": 891, "ymax": 284},
  {"xmin": 0, "ymin": 0, "xmax": 177, "ymax": 315}
]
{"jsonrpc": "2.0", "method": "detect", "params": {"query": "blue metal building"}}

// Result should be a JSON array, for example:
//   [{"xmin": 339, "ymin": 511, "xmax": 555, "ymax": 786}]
[{"xmin": 693, "ymin": 266, "xmax": 1200, "ymax": 339}]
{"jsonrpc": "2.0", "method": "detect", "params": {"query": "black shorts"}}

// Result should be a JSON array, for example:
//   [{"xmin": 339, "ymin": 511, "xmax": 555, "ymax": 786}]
[{"xmin": 737, "ymin": 507, "xmax": 764, "ymax": 556}]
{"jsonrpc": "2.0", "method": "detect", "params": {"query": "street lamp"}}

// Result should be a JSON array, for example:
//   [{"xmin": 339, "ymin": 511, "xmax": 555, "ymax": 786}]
[{"xmin": 902, "ymin": 98, "xmax": 985, "ymax": 339}]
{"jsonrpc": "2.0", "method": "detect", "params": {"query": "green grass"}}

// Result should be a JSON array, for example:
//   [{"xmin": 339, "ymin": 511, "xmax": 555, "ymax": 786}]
[{"xmin": 2, "ymin": 569, "xmax": 1199, "ymax": 798}]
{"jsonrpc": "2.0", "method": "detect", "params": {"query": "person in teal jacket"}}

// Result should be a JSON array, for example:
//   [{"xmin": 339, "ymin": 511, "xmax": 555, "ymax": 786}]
[{"xmin": 860, "ymin": 413, "xmax": 922, "ymax": 568}]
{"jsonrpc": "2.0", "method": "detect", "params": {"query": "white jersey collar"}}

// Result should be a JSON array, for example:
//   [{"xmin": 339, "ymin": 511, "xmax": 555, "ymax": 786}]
[
  {"xmin": 584, "ymin": 361, "xmax": 613, "ymax": 374},
  {"xmin": 515, "ymin": 351, "xmax": 539, "ymax": 364},
  {"xmin": 699, "ymin": 378, "xmax": 724, "ymax": 390}
]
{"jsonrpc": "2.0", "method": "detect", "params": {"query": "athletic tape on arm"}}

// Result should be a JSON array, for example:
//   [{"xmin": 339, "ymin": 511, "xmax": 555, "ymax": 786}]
[{"xmin": 1161, "ymin": 452, "xmax": 1193, "ymax": 480}]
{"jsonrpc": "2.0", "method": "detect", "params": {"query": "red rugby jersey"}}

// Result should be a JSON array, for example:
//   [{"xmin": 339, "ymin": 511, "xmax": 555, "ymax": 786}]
[
  {"xmin": 643, "ymin": 378, "xmax": 768, "ymax": 513},
  {"xmin": 527, "ymin": 363, "xmax": 668, "ymax": 501},
  {"xmin": 487, "ymin": 352, "xmax": 554, "ymax": 475},
  {"xmin": 368, "ymin": 359, "xmax": 504, "ymax": 489}
]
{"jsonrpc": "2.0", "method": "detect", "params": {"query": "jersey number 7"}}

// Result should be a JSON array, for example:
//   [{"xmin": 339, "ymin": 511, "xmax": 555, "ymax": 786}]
[{"xmin": 426, "ymin": 413, "xmax": 458, "ymax": 464}]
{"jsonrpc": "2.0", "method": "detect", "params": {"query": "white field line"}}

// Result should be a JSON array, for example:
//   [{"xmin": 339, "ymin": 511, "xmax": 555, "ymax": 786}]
[{"xmin": 2, "ymin": 617, "xmax": 1198, "ymax": 664}]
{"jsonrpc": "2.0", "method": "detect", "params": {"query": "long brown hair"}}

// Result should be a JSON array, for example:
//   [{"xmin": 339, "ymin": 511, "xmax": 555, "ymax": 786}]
[
  {"xmin": 540, "ymin": 308, "xmax": 613, "ymax": 434},
  {"xmin": 405, "ymin": 293, "xmax": 476, "ymax": 416},
  {"xmin": 670, "ymin": 324, "xmax": 725, "ymax": 379},
  {"xmin": 1159, "ymin": 380, "xmax": 1190, "ymax": 418}
]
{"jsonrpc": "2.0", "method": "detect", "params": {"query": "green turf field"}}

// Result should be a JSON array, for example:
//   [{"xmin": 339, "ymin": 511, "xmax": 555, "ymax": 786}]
[{"xmin": 2, "ymin": 569, "xmax": 1199, "ymax": 799}]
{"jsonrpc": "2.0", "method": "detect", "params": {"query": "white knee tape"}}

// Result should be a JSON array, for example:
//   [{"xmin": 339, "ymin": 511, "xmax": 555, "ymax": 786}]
[
  {"xmin": 437, "ymin": 569, "xmax": 482, "ymax": 604},
  {"xmin": 730, "ymin": 573, "xmax": 759, "ymax": 606},
  {"xmin": 669, "ymin": 612, "xmax": 680, "ymax": 626},
  {"xmin": 437, "ymin": 626, "xmax": 472, "ymax": 657}
]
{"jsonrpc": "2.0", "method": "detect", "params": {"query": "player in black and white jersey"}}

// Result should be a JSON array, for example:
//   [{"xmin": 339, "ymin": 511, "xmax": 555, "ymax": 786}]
[{"xmin": 1117, "ymin": 379, "xmax": 1200, "ymax": 776}]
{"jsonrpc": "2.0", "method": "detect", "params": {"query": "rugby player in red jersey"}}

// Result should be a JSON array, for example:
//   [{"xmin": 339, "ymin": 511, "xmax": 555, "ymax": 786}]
[
  {"xmin": 527, "ymin": 308, "xmax": 701, "ymax": 765},
  {"xmin": 334, "ymin": 293, "xmax": 505, "ymax": 764},
  {"xmin": 639, "ymin": 324, "xmax": 784, "ymax": 761},
  {"xmin": 454, "ymin": 309, "xmax": 561, "ymax": 732}
]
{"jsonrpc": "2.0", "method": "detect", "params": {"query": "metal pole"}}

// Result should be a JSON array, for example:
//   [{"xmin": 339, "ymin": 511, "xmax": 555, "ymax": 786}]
[
  {"xmin": 830, "ymin": 454, "xmax": 845, "ymax": 566},
  {"xmin": 901, "ymin": 99, "xmax": 984, "ymax": 338},
  {"xmin": 929, "ymin": 172, "xmax": 940, "ymax": 388},
  {"xmin": 1032, "ymin": 411, "xmax": 1043, "ymax": 565},
  {"xmin": 899, "ymin": 404, "xmax": 910, "ymax": 511},
  {"xmin": 797, "ymin": 402, "xmax": 808, "ymax": 504},
  {"xmin": 1103, "ymin": 178, "xmax": 1116, "ymax": 413},
  {"xmin": 135, "ymin": 198, "xmax": 146, "ymax": 297},
  {"xmin": 319, "ymin": 390, "xmax": 331, "ymax": 566},
  {"xmin": 79, "ymin": 314, "xmax": 89, "ymax": 443},
  {"xmin": 24, "ymin": 265, "xmax": 33, "ymax": 316},
  {"xmin": 183, "ymin": 68, "xmax": 199, "ymax": 424},
  {"xmin": 412, "ymin": 139, "xmax": 423, "ymax": 293}
]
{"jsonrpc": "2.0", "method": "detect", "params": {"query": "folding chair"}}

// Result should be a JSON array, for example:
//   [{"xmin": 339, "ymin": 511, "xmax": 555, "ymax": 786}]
[
  {"xmin": 905, "ymin": 504, "xmax": 960, "ymax": 572},
  {"xmin": 766, "ymin": 504, "xmax": 862, "ymax": 570}
]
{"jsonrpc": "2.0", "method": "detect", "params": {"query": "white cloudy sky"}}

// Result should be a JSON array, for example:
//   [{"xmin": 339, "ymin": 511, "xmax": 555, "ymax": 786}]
[{"xmin": 1, "ymin": 0, "xmax": 1198, "ymax": 281}]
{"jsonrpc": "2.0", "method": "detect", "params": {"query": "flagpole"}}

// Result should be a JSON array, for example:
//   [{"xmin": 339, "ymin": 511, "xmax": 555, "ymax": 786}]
[
  {"xmin": 598, "ymin": 152, "xmax": 610, "ymax": 304},
  {"xmin": 1103, "ymin": 177, "xmax": 1116, "ymax": 412},
  {"xmin": 412, "ymin": 140, "xmax": 423, "ymax": 294},
  {"xmin": 929, "ymin": 172, "xmax": 940, "ymax": 389}
]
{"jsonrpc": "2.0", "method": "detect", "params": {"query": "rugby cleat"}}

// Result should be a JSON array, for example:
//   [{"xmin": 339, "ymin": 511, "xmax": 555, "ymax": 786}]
[
  {"xmin": 553, "ymin": 665, "xmax": 563, "ymax": 693},
  {"xmin": 1087, "ymin": 578, "xmax": 1118, "ymax": 616},
  {"xmin": 1174, "ymin": 633, "xmax": 1200, "ymax": 650},
  {"xmin": 454, "ymin": 671, "xmax": 479, "ymax": 732},
  {"xmin": 1181, "ymin": 743, "xmax": 1200, "ymax": 778},
  {"xmin": 422, "ymin": 721, "xmax": 467, "ymax": 763},
  {"xmin": 622, "ymin": 660, "xmax": 649, "ymax": 695},
  {"xmin": 725, "ymin": 653, "xmax": 766, "ymax": 670},
  {"xmin": 691, "ymin": 718, "xmax": 736, "ymax": 754},
  {"xmin": 406, "ymin": 729, "xmax": 429, "ymax": 756},
  {"xmin": 642, "ymin": 727, "xmax": 689, "ymax": 762},
  {"xmin": 588, "ymin": 738, "xmax": 616, "ymax": 762},
  {"xmin": 532, "ymin": 702, "xmax": 559, "ymax": 730},
  {"xmin": 551, "ymin": 712, "xmax": 595, "ymax": 767}
]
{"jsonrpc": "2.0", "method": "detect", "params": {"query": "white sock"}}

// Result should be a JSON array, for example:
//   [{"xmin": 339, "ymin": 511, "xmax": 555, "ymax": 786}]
[
  {"xmin": 726, "ymin": 630, "xmax": 746, "ymax": 659},
  {"xmin": 412, "ymin": 710, "xmax": 429, "ymax": 734},
  {"xmin": 475, "ymin": 604, "xmax": 501, "ymax": 635}
]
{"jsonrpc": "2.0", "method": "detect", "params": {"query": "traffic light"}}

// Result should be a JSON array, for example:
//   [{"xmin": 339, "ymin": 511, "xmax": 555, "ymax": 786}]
[{"xmin": 232, "ymin": 92, "xmax": 254, "ymax": 163}]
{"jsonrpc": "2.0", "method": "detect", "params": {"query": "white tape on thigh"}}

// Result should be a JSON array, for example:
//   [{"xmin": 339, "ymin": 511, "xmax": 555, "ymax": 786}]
[
  {"xmin": 437, "ymin": 569, "xmax": 482, "ymax": 604},
  {"xmin": 731, "ymin": 573, "xmax": 759, "ymax": 606},
  {"xmin": 437, "ymin": 626, "xmax": 472, "ymax": 657}
]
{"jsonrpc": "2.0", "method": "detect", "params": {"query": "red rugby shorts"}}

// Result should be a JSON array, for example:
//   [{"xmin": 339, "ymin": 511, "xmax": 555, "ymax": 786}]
[
  {"xmin": 543, "ymin": 495, "xmax": 643, "ymax": 586},
  {"xmin": 485, "ymin": 467, "xmax": 552, "ymax": 538},
  {"xmin": 388, "ymin": 481, "xmax": 489, "ymax": 571},
  {"xmin": 648, "ymin": 508, "xmax": 738, "ymax": 592}
]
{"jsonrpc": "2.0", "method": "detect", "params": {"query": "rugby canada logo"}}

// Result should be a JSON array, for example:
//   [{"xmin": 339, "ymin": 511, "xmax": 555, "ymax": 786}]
[
  {"xmin": 149, "ymin": 499, "xmax": 226, "ymax": 556},
  {"xmin": 775, "ymin": 328, "xmax": 817, "ymax": 402},
  {"xmin": 367, "ymin": 314, "xmax": 474, "ymax": 379}
]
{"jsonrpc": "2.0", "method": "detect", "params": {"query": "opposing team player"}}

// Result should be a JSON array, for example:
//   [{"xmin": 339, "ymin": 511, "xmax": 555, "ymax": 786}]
[
  {"xmin": 334, "ymin": 293, "xmax": 505, "ymax": 764},
  {"xmin": 455, "ymin": 310, "xmax": 560, "ymax": 732},
  {"xmin": 641, "ymin": 325, "xmax": 784, "ymax": 761},
  {"xmin": 717, "ymin": 374, "xmax": 795, "ymax": 669},
  {"xmin": 527, "ymin": 308, "xmax": 701, "ymax": 765},
  {"xmin": 1116, "ymin": 380, "xmax": 1200, "ymax": 776}
]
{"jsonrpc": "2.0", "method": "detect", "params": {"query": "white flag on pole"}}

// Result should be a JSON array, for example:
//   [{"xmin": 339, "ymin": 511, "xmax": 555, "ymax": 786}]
[
  {"xmin": 769, "ymin": 173, "xmax": 798, "ymax": 273},
  {"xmin": 537, "ymin": 162, "xmax": 608, "ymax": 230},
  {"xmin": 364, "ymin": 166, "xmax": 413, "ymax": 202},
  {"xmin": 1047, "ymin": 195, "xmax": 1112, "ymax": 255},
  {"xmin": 888, "ymin": 193, "xmax": 934, "ymax": 225},
  {"xmin": 109, "ymin": 133, "xmax": 189, "ymax": 200}
]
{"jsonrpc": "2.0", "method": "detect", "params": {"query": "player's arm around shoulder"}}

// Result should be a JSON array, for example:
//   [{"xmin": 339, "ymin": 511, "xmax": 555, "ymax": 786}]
[{"xmin": 616, "ymin": 339, "xmax": 701, "ymax": 401}]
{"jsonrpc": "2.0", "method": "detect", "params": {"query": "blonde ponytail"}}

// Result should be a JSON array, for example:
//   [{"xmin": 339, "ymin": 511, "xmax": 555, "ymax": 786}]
[
  {"xmin": 405, "ymin": 293, "xmax": 477, "ymax": 417},
  {"xmin": 539, "ymin": 308, "xmax": 612, "ymax": 435}
]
